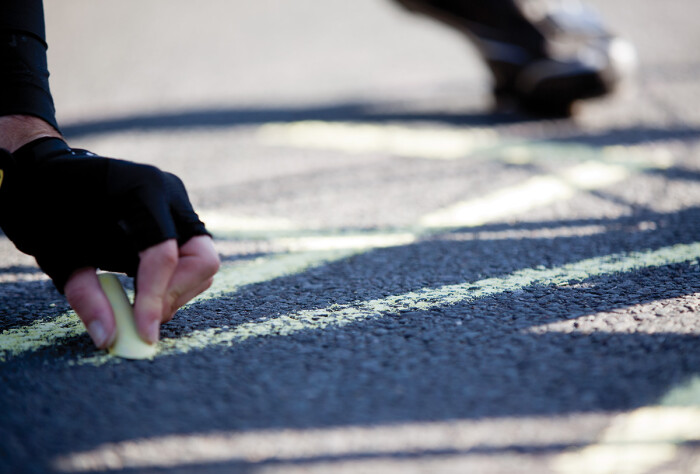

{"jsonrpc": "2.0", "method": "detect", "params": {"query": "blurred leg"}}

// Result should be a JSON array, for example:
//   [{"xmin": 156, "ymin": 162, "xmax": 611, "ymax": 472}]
[{"xmin": 393, "ymin": 0, "xmax": 636, "ymax": 115}]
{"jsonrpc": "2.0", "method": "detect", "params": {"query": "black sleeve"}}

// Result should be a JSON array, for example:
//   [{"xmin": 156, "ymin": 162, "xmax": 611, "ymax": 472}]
[{"xmin": 0, "ymin": 0, "xmax": 59, "ymax": 132}]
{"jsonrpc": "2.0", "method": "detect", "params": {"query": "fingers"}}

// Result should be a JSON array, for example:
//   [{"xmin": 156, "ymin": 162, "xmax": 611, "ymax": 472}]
[
  {"xmin": 64, "ymin": 267, "xmax": 116, "ymax": 349},
  {"xmin": 67, "ymin": 237, "xmax": 218, "ymax": 349},
  {"xmin": 162, "ymin": 236, "xmax": 220, "ymax": 321},
  {"xmin": 134, "ymin": 239, "xmax": 179, "ymax": 344}
]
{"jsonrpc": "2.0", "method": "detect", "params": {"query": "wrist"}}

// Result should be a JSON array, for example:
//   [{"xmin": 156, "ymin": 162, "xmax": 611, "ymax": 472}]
[{"xmin": 0, "ymin": 115, "xmax": 63, "ymax": 153}]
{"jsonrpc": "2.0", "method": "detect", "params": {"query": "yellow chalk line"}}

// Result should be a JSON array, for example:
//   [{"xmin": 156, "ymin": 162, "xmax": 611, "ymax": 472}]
[
  {"xmin": 257, "ymin": 121, "xmax": 673, "ymax": 168},
  {"xmin": 192, "ymin": 249, "xmax": 358, "ymax": 304},
  {"xmin": 258, "ymin": 121, "xmax": 500, "ymax": 160},
  {"xmin": 80, "ymin": 241, "xmax": 697, "ymax": 364},
  {"xmin": 201, "ymin": 159, "xmax": 651, "ymax": 241},
  {"xmin": 420, "ymin": 161, "xmax": 630, "ymax": 229},
  {"xmin": 0, "ymin": 313, "xmax": 85, "ymax": 363},
  {"xmin": 0, "ymin": 230, "xmax": 419, "ymax": 363},
  {"xmin": 0, "ymin": 249, "xmax": 359, "ymax": 362},
  {"xmin": 197, "ymin": 212, "xmax": 298, "ymax": 237}
]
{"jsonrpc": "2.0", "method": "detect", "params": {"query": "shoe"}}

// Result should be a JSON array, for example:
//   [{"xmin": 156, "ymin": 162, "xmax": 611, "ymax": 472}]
[{"xmin": 394, "ymin": 0, "xmax": 637, "ymax": 116}]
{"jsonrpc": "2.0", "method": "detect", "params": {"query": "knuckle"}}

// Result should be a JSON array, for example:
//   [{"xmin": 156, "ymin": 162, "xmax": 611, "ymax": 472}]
[
  {"xmin": 65, "ymin": 284, "xmax": 91, "ymax": 311},
  {"xmin": 124, "ymin": 163, "xmax": 167, "ymax": 195},
  {"xmin": 195, "ymin": 240, "xmax": 221, "ymax": 277},
  {"xmin": 167, "ymin": 288, "xmax": 182, "ymax": 308},
  {"xmin": 202, "ymin": 276, "xmax": 215, "ymax": 291},
  {"xmin": 162, "ymin": 311, "xmax": 176, "ymax": 323},
  {"xmin": 162, "ymin": 299, "xmax": 177, "ymax": 323},
  {"xmin": 202, "ymin": 253, "xmax": 221, "ymax": 278},
  {"xmin": 161, "ymin": 249, "xmax": 180, "ymax": 268},
  {"xmin": 138, "ymin": 303, "xmax": 164, "ymax": 326},
  {"xmin": 136, "ymin": 163, "xmax": 165, "ymax": 182},
  {"xmin": 145, "ymin": 243, "xmax": 179, "ymax": 268},
  {"xmin": 64, "ymin": 272, "xmax": 89, "ymax": 300},
  {"xmin": 164, "ymin": 171, "xmax": 185, "ymax": 188}
]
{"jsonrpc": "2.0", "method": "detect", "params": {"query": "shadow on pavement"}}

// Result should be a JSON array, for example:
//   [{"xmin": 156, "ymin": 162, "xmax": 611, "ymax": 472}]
[
  {"xmin": 61, "ymin": 101, "xmax": 700, "ymax": 149},
  {"xmin": 60, "ymin": 102, "xmax": 528, "ymax": 139},
  {"xmin": 2, "ymin": 204, "xmax": 700, "ymax": 472}
]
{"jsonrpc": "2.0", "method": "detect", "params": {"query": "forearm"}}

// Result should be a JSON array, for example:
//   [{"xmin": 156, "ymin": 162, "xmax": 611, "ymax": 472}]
[
  {"xmin": 0, "ymin": 0, "xmax": 60, "ymax": 134},
  {"xmin": 0, "ymin": 115, "xmax": 62, "ymax": 153}
]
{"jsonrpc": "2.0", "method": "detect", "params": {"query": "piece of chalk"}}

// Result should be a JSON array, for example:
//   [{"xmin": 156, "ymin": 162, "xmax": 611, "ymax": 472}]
[{"xmin": 98, "ymin": 273, "xmax": 157, "ymax": 360}]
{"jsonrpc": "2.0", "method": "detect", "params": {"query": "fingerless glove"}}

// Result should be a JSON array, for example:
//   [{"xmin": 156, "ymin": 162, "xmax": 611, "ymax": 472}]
[{"xmin": 0, "ymin": 137, "xmax": 209, "ymax": 292}]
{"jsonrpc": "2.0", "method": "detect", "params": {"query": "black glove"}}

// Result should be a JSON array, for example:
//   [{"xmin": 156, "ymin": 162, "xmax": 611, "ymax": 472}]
[{"xmin": 0, "ymin": 137, "xmax": 210, "ymax": 293}]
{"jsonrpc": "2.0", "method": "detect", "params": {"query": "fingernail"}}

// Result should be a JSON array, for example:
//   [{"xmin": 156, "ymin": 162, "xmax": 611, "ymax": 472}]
[
  {"xmin": 87, "ymin": 321, "xmax": 109, "ymax": 348},
  {"xmin": 146, "ymin": 320, "xmax": 160, "ymax": 344}
]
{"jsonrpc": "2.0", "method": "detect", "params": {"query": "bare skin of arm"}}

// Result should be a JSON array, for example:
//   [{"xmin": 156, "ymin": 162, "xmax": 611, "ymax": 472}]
[{"xmin": 0, "ymin": 115, "xmax": 63, "ymax": 152}]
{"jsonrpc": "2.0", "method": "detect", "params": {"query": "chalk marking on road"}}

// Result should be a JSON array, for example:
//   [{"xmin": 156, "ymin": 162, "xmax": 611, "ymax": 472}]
[
  {"xmin": 0, "ymin": 228, "xmax": 420, "ymax": 363},
  {"xmin": 0, "ymin": 313, "xmax": 85, "ymax": 363},
  {"xmin": 258, "ymin": 121, "xmax": 500, "ymax": 160},
  {"xmin": 200, "ymin": 160, "xmax": 658, "ymax": 241},
  {"xmin": 52, "ymin": 412, "xmax": 603, "ymax": 472},
  {"xmin": 4, "ymin": 236, "xmax": 698, "ymax": 365},
  {"xmin": 0, "ymin": 249, "xmax": 362, "ymax": 362},
  {"xmin": 271, "ymin": 232, "xmax": 417, "ymax": 252},
  {"xmin": 99, "ymin": 242, "xmax": 699, "ymax": 364},
  {"xmin": 552, "ymin": 375, "xmax": 700, "ymax": 474},
  {"xmin": 443, "ymin": 221, "xmax": 657, "ymax": 242},
  {"xmin": 420, "ymin": 161, "xmax": 630, "ymax": 228},
  {"xmin": 194, "ymin": 249, "xmax": 355, "ymax": 304},
  {"xmin": 201, "ymin": 160, "xmax": 651, "ymax": 241},
  {"xmin": 197, "ymin": 212, "xmax": 298, "ymax": 234},
  {"xmin": 204, "ymin": 221, "xmax": 419, "ymax": 251},
  {"xmin": 257, "ymin": 121, "xmax": 674, "ymax": 168}
]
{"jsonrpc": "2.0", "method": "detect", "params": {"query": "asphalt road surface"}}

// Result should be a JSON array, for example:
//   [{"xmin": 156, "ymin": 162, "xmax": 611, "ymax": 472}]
[{"xmin": 2, "ymin": 1, "xmax": 700, "ymax": 473}]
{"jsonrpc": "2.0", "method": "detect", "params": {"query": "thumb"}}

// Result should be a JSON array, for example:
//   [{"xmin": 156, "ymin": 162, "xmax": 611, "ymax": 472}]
[{"xmin": 64, "ymin": 267, "xmax": 117, "ymax": 349}]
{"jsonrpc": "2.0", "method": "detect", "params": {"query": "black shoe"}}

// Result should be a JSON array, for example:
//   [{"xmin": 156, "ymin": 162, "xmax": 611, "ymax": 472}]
[{"xmin": 394, "ymin": 0, "xmax": 637, "ymax": 116}]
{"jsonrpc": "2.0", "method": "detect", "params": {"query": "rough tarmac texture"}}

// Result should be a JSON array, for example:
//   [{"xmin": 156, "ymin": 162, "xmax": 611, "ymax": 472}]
[{"xmin": 2, "ymin": 1, "xmax": 700, "ymax": 473}]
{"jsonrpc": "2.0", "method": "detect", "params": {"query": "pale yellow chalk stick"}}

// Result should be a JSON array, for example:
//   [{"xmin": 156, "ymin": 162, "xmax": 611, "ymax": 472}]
[{"xmin": 98, "ymin": 273, "xmax": 157, "ymax": 360}]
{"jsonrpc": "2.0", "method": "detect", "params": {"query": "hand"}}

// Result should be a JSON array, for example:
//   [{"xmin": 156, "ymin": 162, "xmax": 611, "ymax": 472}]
[
  {"xmin": 0, "ymin": 134, "xmax": 220, "ymax": 347},
  {"xmin": 65, "ymin": 236, "xmax": 219, "ymax": 347}
]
